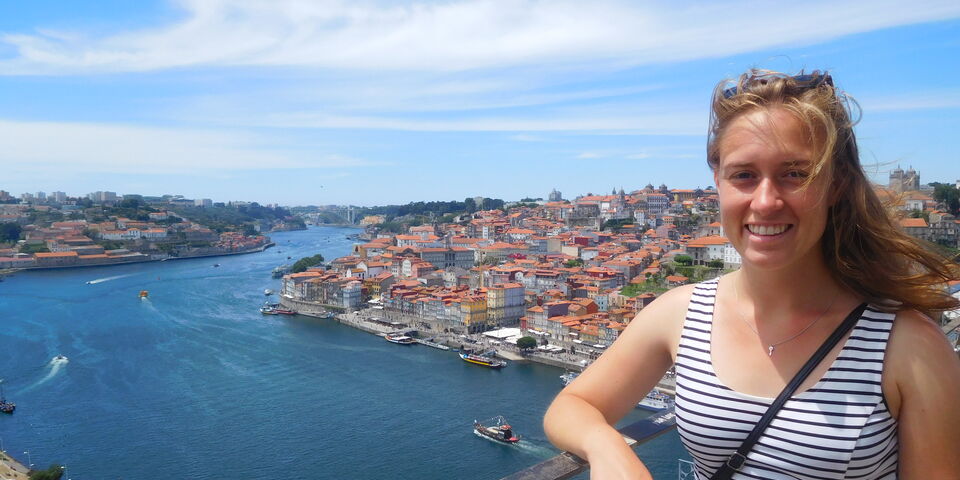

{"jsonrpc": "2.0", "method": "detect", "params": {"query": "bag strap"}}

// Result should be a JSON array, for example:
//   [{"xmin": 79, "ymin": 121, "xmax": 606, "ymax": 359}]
[{"xmin": 709, "ymin": 302, "xmax": 869, "ymax": 480}]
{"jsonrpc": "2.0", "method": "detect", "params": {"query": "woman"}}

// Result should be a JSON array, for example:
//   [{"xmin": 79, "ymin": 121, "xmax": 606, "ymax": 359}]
[{"xmin": 544, "ymin": 70, "xmax": 960, "ymax": 479}]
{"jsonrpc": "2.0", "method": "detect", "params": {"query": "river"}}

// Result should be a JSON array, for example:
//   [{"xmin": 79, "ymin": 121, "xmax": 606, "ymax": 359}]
[{"xmin": 0, "ymin": 226, "xmax": 687, "ymax": 479}]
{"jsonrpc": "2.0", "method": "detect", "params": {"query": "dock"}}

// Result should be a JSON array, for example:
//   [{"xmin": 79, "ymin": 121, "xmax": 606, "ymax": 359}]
[
  {"xmin": 415, "ymin": 338, "xmax": 450, "ymax": 351},
  {"xmin": 0, "ymin": 451, "xmax": 29, "ymax": 480}
]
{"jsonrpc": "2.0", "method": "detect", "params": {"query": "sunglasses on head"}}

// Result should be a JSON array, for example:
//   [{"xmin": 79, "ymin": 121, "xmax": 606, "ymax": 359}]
[{"xmin": 722, "ymin": 71, "xmax": 834, "ymax": 99}]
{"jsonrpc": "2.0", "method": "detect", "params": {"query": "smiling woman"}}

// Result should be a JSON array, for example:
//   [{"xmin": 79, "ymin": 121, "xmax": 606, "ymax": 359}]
[{"xmin": 544, "ymin": 69, "xmax": 960, "ymax": 480}]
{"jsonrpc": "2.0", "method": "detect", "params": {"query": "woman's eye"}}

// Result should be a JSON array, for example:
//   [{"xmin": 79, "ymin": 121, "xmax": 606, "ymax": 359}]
[
  {"xmin": 730, "ymin": 171, "xmax": 753, "ymax": 180},
  {"xmin": 785, "ymin": 170, "xmax": 809, "ymax": 179}
]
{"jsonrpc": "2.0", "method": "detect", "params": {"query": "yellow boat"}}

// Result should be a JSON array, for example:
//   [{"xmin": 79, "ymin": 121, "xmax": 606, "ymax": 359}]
[{"xmin": 139, "ymin": 290, "xmax": 149, "ymax": 299}]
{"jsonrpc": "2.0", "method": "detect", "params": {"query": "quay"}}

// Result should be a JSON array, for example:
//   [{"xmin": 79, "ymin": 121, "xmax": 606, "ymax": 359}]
[
  {"xmin": 415, "ymin": 338, "xmax": 450, "ymax": 350},
  {"xmin": 277, "ymin": 299, "xmax": 679, "ymax": 391},
  {"xmin": 0, "ymin": 451, "xmax": 29, "ymax": 480},
  {"xmin": 4, "ymin": 242, "xmax": 275, "ymax": 272}
]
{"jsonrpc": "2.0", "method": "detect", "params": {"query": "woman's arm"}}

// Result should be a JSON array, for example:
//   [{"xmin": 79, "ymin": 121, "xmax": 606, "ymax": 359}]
[
  {"xmin": 886, "ymin": 310, "xmax": 960, "ymax": 477},
  {"xmin": 543, "ymin": 284, "xmax": 691, "ymax": 479}
]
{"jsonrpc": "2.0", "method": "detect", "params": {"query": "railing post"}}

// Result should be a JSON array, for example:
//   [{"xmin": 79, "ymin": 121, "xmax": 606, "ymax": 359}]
[{"xmin": 501, "ymin": 408, "xmax": 677, "ymax": 480}]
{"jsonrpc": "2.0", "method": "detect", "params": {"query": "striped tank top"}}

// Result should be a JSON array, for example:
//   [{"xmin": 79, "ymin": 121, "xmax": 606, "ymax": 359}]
[{"xmin": 675, "ymin": 279, "xmax": 899, "ymax": 479}]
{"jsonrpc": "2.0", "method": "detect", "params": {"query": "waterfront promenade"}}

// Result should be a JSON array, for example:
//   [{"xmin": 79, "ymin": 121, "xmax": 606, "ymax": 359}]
[
  {"xmin": 296, "ymin": 305, "xmax": 679, "ymax": 392},
  {"xmin": 0, "ymin": 451, "xmax": 29, "ymax": 480}
]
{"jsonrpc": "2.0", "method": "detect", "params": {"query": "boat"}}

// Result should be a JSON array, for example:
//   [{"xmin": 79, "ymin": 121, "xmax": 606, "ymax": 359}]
[
  {"xmin": 459, "ymin": 351, "xmax": 506, "ymax": 369},
  {"xmin": 264, "ymin": 289, "xmax": 274, "ymax": 296},
  {"xmin": 213, "ymin": 263, "xmax": 220, "ymax": 267},
  {"xmin": 637, "ymin": 388, "xmax": 675, "ymax": 411},
  {"xmin": 53, "ymin": 354, "xmax": 68, "ymax": 362},
  {"xmin": 559, "ymin": 371, "xmax": 579, "ymax": 386},
  {"xmin": 0, "ymin": 379, "xmax": 14, "ymax": 414},
  {"xmin": 385, "ymin": 333, "xmax": 416, "ymax": 345},
  {"xmin": 272, "ymin": 265, "xmax": 290, "ymax": 278},
  {"xmin": 139, "ymin": 290, "xmax": 149, "ymax": 299},
  {"xmin": 260, "ymin": 303, "xmax": 280, "ymax": 315},
  {"xmin": 274, "ymin": 308, "xmax": 296, "ymax": 315},
  {"xmin": 473, "ymin": 416, "xmax": 519, "ymax": 443}
]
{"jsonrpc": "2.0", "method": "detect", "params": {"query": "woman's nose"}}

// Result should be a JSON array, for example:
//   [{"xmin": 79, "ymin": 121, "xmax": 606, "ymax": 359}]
[{"xmin": 751, "ymin": 178, "xmax": 784, "ymax": 214}]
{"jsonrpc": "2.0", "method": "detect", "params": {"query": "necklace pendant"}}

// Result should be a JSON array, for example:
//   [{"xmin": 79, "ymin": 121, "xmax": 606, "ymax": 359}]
[{"xmin": 768, "ymin": 345, "xmax": 775, "ymax": 356}]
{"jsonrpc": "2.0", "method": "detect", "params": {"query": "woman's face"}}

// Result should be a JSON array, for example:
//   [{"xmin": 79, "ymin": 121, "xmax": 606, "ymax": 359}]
[{"xmin": 714, "ymin": 107, "xmax": 831, "ymax": 272}]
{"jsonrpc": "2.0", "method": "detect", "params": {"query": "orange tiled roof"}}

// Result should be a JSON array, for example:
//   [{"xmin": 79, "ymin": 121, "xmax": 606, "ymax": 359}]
[
  {"xmin": 899, "ymin": 218, "xmax": 928, "ymax": 228},
  {"xmin": 687, "ymin": 235, "xmax": 729, "ymax": 247}
]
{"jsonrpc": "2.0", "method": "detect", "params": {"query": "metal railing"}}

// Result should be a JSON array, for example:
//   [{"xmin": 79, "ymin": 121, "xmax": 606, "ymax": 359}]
[{"xmin": 500, "ymin": 408, "xmax": 677, "ymax": 480}]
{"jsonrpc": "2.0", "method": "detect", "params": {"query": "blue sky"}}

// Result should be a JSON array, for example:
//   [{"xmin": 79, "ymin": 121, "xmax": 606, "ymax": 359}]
[{"xmin": 1, "ymin": 0, "xmax": 958, "ymax": 206}]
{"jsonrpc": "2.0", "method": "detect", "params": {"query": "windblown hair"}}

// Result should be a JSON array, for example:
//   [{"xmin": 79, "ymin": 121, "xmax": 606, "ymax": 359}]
[{"xmin": 707, "ymin": 69, "xmax": 959, "ymax": 316}]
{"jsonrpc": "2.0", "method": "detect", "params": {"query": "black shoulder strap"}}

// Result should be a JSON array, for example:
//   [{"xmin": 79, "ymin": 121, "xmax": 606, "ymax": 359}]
[{"xmin": 709, "ymin": 302, "xmax": 869, "ymax": 480}]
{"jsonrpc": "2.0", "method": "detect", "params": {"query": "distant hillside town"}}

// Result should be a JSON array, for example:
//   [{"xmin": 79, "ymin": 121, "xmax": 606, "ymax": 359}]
[
  {"xmin": 0, "ymin": 191, "xmax": 302, "ymax": 269},
  {"xmin": 277, "ymin": 176, "xmax": 960, "ymax": 354}
]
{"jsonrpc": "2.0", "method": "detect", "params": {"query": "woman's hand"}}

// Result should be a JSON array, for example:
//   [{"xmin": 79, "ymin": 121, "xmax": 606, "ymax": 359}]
[{"xmin": 582, "ymin": 425, "xmax": 653, "ymax": 480}]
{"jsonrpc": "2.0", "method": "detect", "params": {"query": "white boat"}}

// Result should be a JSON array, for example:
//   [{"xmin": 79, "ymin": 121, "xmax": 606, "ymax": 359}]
[
  {"xmin": 559, "ymin": 371, "xmax": 579, "ymax": 386},
  {"xmin": 637, "ymin": 388, "xmax": 675, "ymax": 411},
  {"xmin": 264, "ymin": 289, "xmax": 274, "ymax": 296},
  {"xmin": 385, "ymin": 334, "xmax": 416, "ymax": 345},
  {"xmin": 53, "ymin": 354, "xmax": 68, "ymax": 362}
]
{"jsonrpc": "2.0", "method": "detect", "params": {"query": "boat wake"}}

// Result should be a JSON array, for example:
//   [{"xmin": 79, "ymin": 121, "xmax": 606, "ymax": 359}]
[
  {"xmin": 472, "ymin": 431, "xmax": 556, "ymax": 458},
  {"xmin": 510, "ymin": 439, "xmax": 557, "ymax": 459},
  {"xmin": 19, "ymin": 356, "xmax": 69, "ymax": 393},
  {"xmin": 86, "ymin": 273, "xmax": 136, "ymax": 284}
]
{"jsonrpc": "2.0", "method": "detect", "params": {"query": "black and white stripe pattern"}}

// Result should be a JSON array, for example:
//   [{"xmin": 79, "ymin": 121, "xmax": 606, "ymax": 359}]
[{"xmin": 675, "ymin": 279, "xmax": 899, "ymax": 479}]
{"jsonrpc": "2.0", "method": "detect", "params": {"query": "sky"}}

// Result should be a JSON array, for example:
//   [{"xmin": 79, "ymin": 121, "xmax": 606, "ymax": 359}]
[{"xmin": 0, "ymin": 0, "xmax": 958, "ymax": 207}]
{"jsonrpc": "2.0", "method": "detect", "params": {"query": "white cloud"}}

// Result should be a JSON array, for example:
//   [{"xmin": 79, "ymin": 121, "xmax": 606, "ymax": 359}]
[
  {"xmin": 2, "ymin": 0, "xmax": 959, "ymax": 74},
  {"xmin": 229, "ymin": 106, "xmax": 705, "ymax": 134},
  {"xmin": 0, "ymin": 119, "xmax": 376, "ymax": 174}
]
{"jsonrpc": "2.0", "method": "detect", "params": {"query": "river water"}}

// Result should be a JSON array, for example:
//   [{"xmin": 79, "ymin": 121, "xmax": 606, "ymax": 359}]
[{"xmin": 0, "ymin": 226, "xmax": 687, "ymax": 479}]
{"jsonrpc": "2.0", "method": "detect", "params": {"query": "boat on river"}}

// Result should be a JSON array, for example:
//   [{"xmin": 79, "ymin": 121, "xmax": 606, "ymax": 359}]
[
  {"xmin": 260, "ymin": 303, "xmax": 280, "ymax": 315},
  {"xmin": 385, "ymin": 334, "xmax": 416, "ymax": 345},
  {"xmin": 0, "ymin": 379, "xmax": 14, "ymax": 414},
  {"xmin": 264, "ymin": 289, "xmax": 274, "ymax": 296},
  {"xmin": 637, "ymin": 388, "xmax": 675, "ymax": 411},
  {"xmin": 459, "ymin": 352, "xmax": 506, "ymax": 369},
  {"xmin": 139, "ymin": 290, "xmax": 149, "ymax": 299},
  {"xmin": 559, "ymin": 371, "xmax": 579, "ymax": 386},
  {"xmin": 473, "ymin": 416, "xmax": 519, "ymax": 443},
  {"xmin": 272, "ymin": 265, "xmax": 290, "ymax": 278}
]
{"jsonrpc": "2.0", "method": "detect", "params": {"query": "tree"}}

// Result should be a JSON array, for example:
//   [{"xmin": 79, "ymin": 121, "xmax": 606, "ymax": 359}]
[
  {"xmin": 291, "ymin": 254, "xmax": 325, "ymax": 273},
  {"xmin": 564, "ymin": 258, "xmax": 584, "ymax": 268},
  {"xmin": 674, "ymin": 254, "xmax": 693, "ymax": 266},
  {"xmin": 19, "ymin": 243, "xmax": 50, "ymax": 254},
  {"xmin": 932, "ymin": 182, "xmax": 960, "ymax": 215},
  {"xmin": 28, "ymin": 464, "xmax": 64, "ymax": 480},
  {"xmin": 516, "ymin": 336, "xmax": 538, "ymax": 350},
  {"xmin": 0, "ymin": 223, "xmax": 22, "ymax": 242},
  {"xmin": 707, "ymin": 259, "xmax": 725, "ymax": 269}
]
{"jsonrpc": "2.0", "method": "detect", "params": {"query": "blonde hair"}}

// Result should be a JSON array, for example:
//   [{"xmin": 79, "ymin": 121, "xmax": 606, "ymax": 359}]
[{"xmin": 707, "ymin": 69, "xmax": 959, "ymax": 316}]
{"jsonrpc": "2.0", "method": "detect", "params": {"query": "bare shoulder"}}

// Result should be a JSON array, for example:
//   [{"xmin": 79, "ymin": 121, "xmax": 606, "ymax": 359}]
[
  {"xmin": 887, "ymin": 309, "xmax": 956, "ymax": 364},
  {"xmin": 886, "ymin": 311, "xmax": 960, "ymax": 475},
  {"xmin": 885, "ymin": 309, "xmax": 960, "ymax": 417},
  {"xmin": 619, "ymin": 283, "xmax": 698, "ymax": 358}
]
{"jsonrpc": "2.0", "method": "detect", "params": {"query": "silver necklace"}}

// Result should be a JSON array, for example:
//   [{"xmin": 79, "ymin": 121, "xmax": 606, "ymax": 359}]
[{"xmin": 732, "ymin": 280, "xmax": 839, "ymax": 356}]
